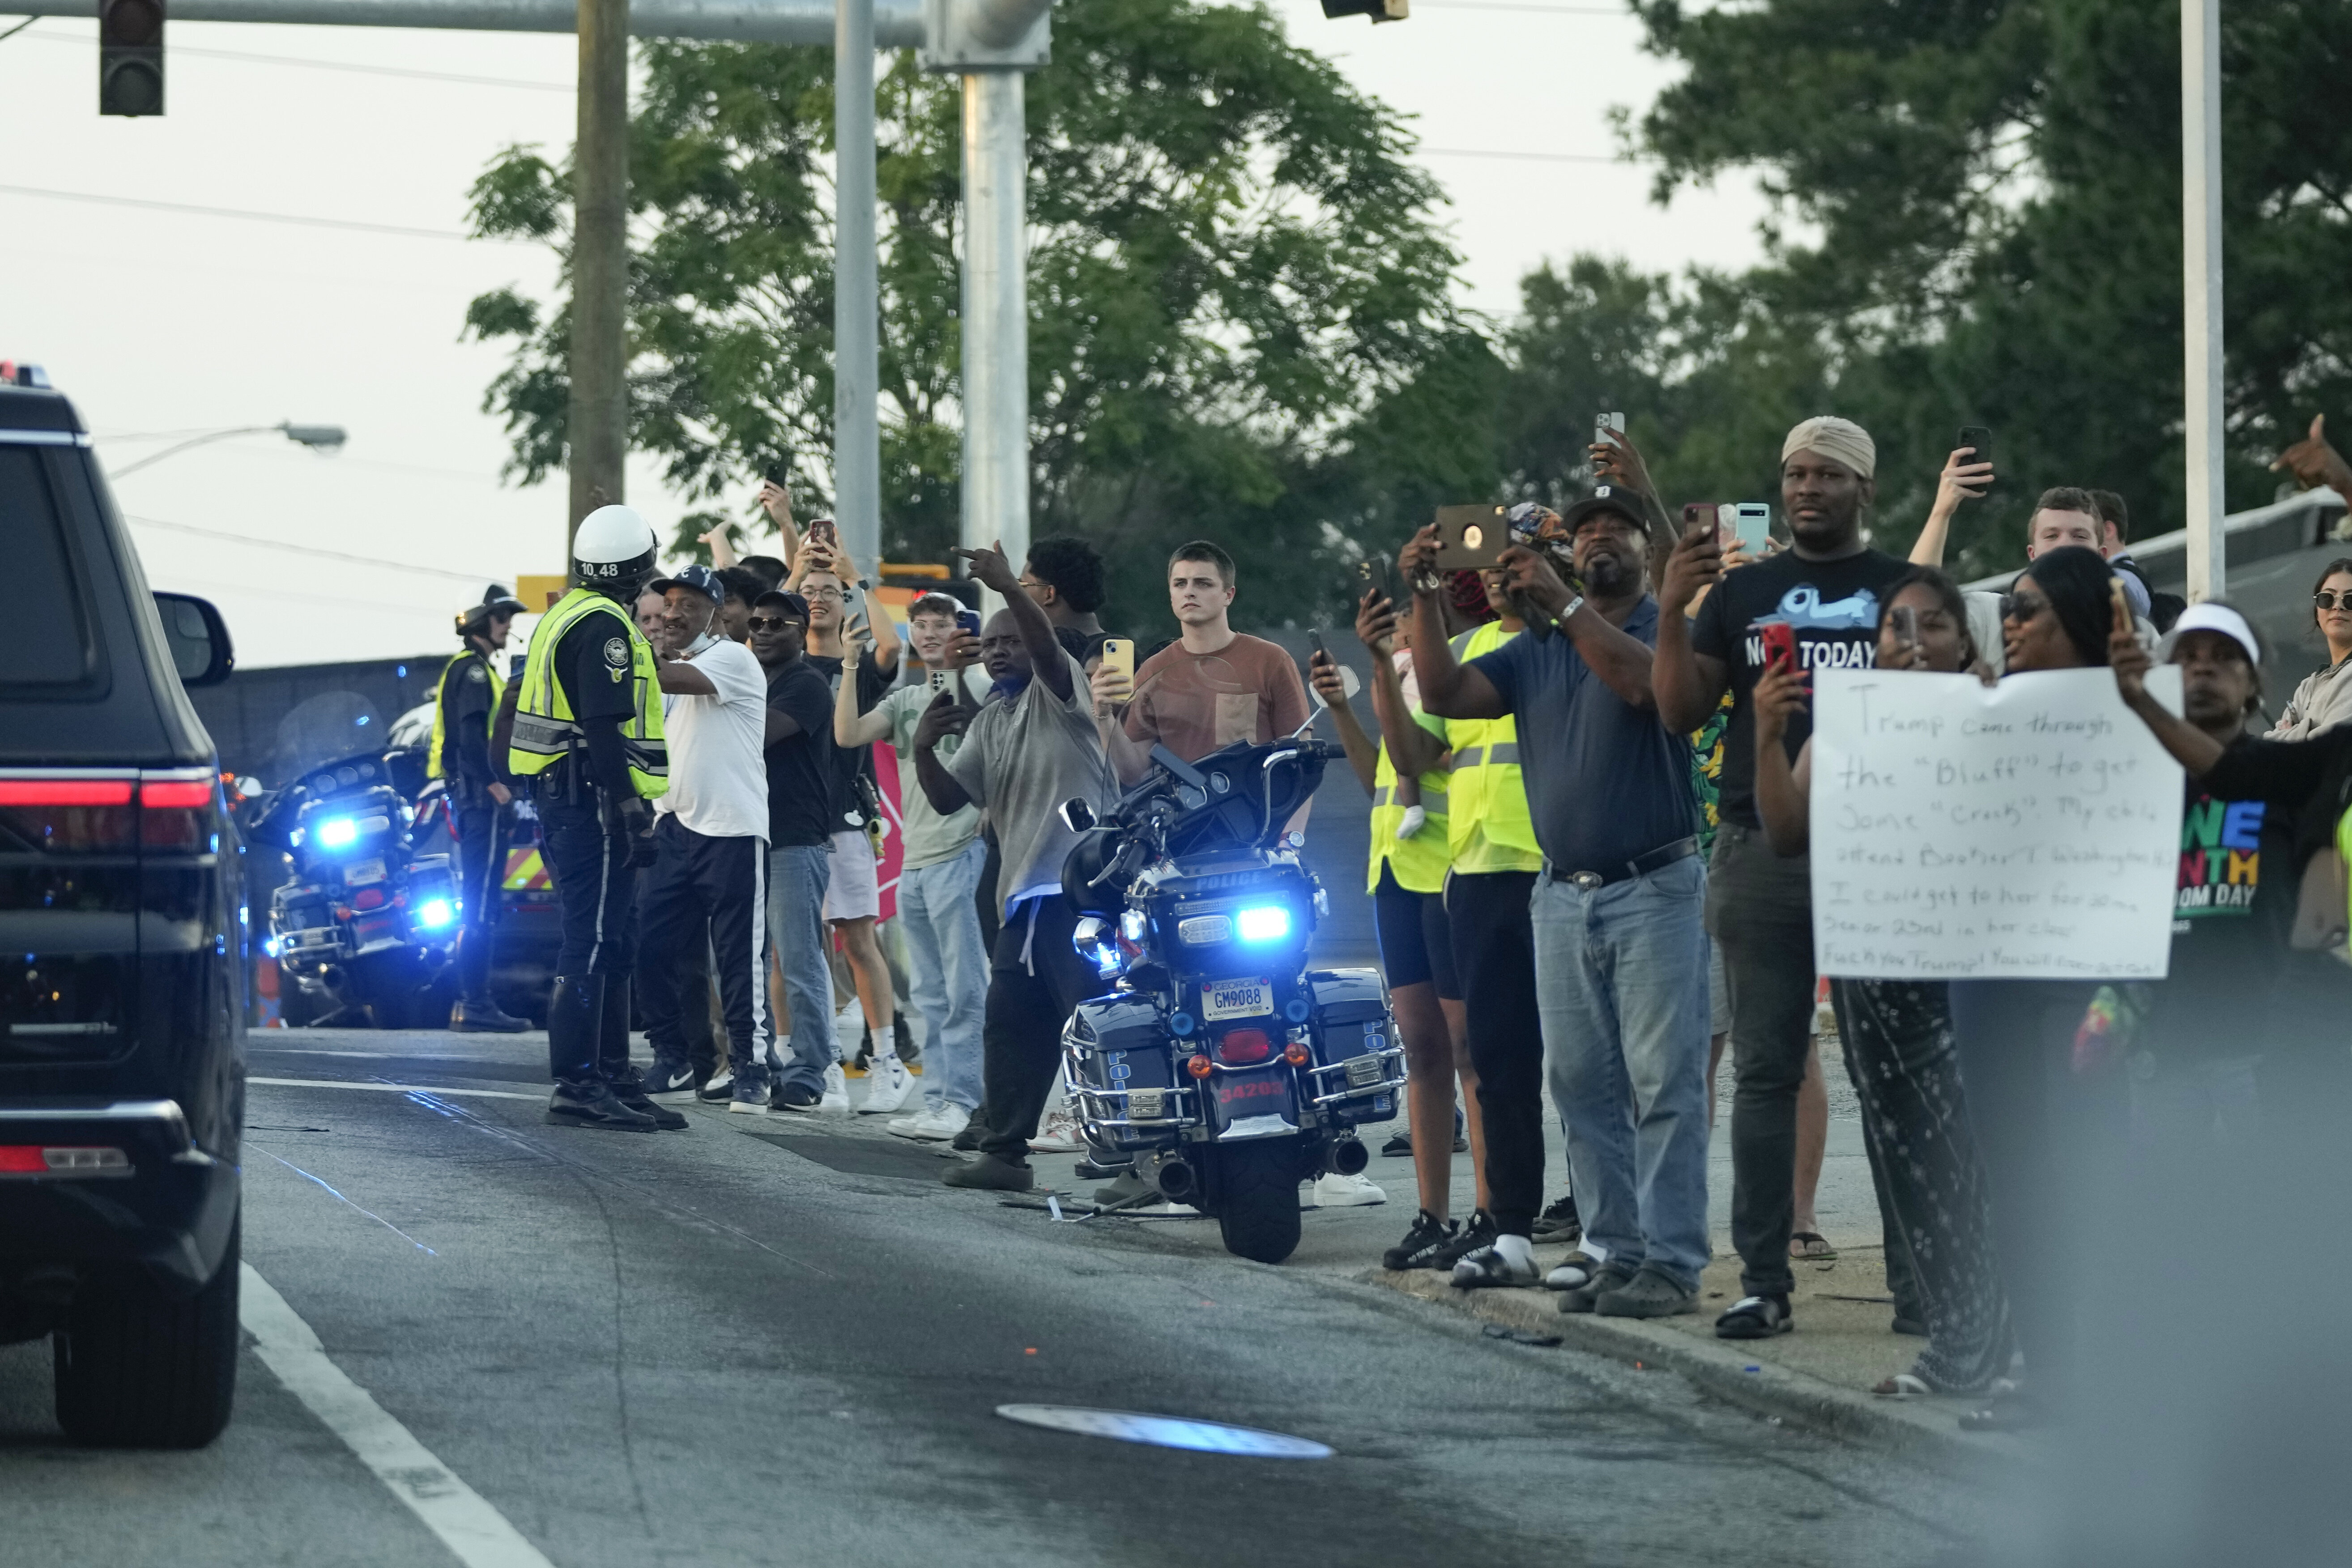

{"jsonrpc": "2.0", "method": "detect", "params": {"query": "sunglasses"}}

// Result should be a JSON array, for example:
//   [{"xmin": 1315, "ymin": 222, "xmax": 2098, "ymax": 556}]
[
  {"xmin": 1999, "ymin": 592, "xmax": 2049, "ymax": 624},
  {"xmin": 2316, "ymin": 591, "xmax": 2352, "ymax": 610},
  {"xmin": 747, "ymin": 616, "xmax": 805, "ymax": 631}
]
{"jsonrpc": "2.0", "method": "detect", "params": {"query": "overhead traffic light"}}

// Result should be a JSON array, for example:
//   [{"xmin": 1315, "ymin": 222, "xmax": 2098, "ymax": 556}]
[
  {"xmin": 1320, "ymin": 0, "xmax": 1408, "ymax": 19},
  {"xmin": 99, "ymin": 0, "xmax": 164, "ymax": 117}
]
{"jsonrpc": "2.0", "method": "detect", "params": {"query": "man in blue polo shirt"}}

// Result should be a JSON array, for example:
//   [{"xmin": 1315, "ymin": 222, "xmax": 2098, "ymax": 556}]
[{"xmin": 1411, "ymin": 486, "xmax": 1709, "ymax": 1316}]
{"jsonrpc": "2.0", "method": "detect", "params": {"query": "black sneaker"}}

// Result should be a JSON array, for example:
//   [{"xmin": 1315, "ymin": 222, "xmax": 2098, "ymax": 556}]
[
  {"xmin": 1381, "ymin": 1129, "xmax": 1412, "ymax": 1158},
  {"xmin": 1381, "ymin": 1209, "xmax": 1458, "ymax": 1270},
  {"xmin": 893, "ymin": 1013, "xmax": 920, "ymax": 1065},
  {"xmin": 951, "ymin": 1119, "xmax": 985, "ymax": 1152},
  {"xmin": 1427, "ymin": 1208, "xmax": 1497, "ymax": 1272},
  {"xmin": 775, "ymin": 1082, "xmax": 824, "ymax": 1113},
  {"xmin": 643, "ymin": 1059, "xmax": 699, "ymax": 1102},
  {"xmin": 545, "ymin": 1081, "xmax": 657, "ymax": 1133},
  {"xmin": 696, "ymin": 1066, "xmax": 736, "ymax": 1104},
  {"xmin": 1532, "ymin": 1192, "xmax": 1581, "ymax": 1244}
]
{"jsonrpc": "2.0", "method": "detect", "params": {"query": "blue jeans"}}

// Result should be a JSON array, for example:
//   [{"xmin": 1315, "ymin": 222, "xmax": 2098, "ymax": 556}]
[
  {"xmin": 763, "ymin": 843, "xmax": 838, "ymax": 1097},
  {"xmin": 1531, "ymin": 856, "xmax": 1712, "ymax": 1291},
  {"xmin": 898, "ymin": 839, "xmax": 989, "ymax": 1113}
]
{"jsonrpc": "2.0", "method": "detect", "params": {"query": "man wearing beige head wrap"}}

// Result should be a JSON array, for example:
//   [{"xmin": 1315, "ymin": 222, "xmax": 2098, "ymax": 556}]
[{"xmin": 1649, "ymin": 414, "xmax": 1916, "ymax": 1341}]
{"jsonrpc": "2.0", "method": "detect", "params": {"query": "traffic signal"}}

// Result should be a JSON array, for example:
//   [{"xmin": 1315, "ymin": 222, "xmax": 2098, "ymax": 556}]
[
  {"xmin": 99, "ymin": 0, "xmax": 164, "ymax": 117},
  {"xmin": 1320, "ymin": 0, "xmax": 1408, "ymax": 18}
]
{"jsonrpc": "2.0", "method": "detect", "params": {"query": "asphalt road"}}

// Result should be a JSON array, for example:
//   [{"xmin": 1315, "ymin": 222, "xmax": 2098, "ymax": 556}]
[{"xmin": 0, "ymin": 1029, "xmax": 1995, "ymax": 1567}]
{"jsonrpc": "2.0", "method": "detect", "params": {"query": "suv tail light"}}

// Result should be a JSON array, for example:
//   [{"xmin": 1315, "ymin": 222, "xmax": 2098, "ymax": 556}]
[{"xmin": 0, "ymin": 1145, "xmax": 132, "ymax": 1177}]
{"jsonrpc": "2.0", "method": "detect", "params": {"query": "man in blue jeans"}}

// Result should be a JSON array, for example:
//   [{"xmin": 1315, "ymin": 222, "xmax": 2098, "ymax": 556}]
[
  {"xmin": 748, "ymin": 590, "xmax": 841, "ymax": 1113},
  {"xmin": 1411, "ymin": 486, "xmax": 1710, "ymax": 1315},
  {"xmin": 832, "ymin": 592, "xmax": 989, "ymax": 1138}
]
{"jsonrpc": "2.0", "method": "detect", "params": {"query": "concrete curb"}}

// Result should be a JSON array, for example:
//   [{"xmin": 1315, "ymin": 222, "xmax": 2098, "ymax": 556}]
[{"xmin": 1364, "ymin": 1266, "xmax": 2037, "ymax": 1480}]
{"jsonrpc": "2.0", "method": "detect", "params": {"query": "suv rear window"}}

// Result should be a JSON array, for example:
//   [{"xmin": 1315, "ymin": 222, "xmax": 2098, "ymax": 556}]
[{"xmin": 0, "ymin": 445, "xmax": 95, "ymax": 688}]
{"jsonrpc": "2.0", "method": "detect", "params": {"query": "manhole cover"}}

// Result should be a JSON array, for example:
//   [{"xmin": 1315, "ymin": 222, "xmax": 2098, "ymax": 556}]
[{"xmin": 994, "ymin": 1404, "xmax": 1332, "ymax": 1458}]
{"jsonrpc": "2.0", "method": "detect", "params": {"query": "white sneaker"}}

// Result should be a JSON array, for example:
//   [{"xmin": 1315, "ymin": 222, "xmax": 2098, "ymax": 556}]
[
  {"xmin": 1312, "ymin": 1172, "xmax": 1387, "ymax": 1208},
  {"xmin": 858, "ymin": 1053, "xmax": 914, "ymax": 1115},
  {"xmin": 887, "ymin": 1104, "xmax": 971, "ymax": 1142},
  {"xmin": 1027, "ymin": 1104, "xmax": 1083, "ymax": 1153},
  {"xmin": 818, "ymin": 1063, "xmax": 850, "ymax": 1114}
]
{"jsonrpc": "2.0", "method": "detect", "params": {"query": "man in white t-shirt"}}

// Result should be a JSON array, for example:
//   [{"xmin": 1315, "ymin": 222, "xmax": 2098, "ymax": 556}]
[{"xmin": 635, "ymin": 564, "xmax": 777, "ymax": 1103}]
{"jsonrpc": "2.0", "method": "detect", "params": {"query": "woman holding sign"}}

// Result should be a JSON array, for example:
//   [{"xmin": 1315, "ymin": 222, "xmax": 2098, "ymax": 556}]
[{"xmin": 1751, "ymin": 567, "xmax": 2014, "ymax": 1400}]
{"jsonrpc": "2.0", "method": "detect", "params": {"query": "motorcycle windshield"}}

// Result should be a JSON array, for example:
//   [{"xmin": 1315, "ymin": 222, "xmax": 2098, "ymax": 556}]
[{"xmin": 271, "ymin": 690, "xmax": 388, "ymax": 795}]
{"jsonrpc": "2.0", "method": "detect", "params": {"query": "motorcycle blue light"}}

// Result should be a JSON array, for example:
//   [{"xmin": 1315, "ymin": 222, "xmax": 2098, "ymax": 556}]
[
  {"xmin": 1235, "ymin": 905, "xmax": 1291, "ymax": 943},
  {"xmin": 415, "ymin": 898, "xmax": 456, "ymax": 930},
  {"xmin": 316, "ymin": 816, "xmax": 360, "ymax": 849}
]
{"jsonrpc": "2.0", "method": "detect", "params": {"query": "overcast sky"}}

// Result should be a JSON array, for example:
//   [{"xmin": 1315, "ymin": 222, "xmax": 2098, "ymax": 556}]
[{"xmin": 0, "ymin": 1, "xmax": 1771, "ymax": 667}]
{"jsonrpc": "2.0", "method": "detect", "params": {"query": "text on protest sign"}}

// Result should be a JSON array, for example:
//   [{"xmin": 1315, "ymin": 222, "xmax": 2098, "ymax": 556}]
[{"xmin": 1808, "ymin": 666, "xmax": 2184, "ymax": 980}]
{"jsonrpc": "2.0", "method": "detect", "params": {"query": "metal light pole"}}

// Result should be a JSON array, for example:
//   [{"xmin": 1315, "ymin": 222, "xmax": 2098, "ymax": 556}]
[
  {"xmin": 835, "ymin": 0, "xmax": 882, "ymax": 582},
  {"xmin": 959, "ymin": 70, "xmax": 1026, "ymax": 592},
  {"xmin": 2181, "ymin": 0, "xmax": 2225, "ymax": 603},
  {"xmin": 107, "ymin": 420, "xmax": 348, "ymax": 480},
  {"xmin": 567, "ymin": 0, "xmax": 631, "ymax": 548}
]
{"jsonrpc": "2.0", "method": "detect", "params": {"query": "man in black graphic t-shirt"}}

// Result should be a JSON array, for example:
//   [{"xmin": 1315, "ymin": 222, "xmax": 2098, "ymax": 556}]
[{"xmin": 1654, "ymin": 415, "xmax": 1911, "ymax": 1342}]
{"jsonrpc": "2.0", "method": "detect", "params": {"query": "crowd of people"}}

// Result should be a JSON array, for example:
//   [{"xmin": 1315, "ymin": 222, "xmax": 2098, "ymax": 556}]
[{"xmin": 451, "ymin": 404, "xmax": 2352, "ymax": 1432}]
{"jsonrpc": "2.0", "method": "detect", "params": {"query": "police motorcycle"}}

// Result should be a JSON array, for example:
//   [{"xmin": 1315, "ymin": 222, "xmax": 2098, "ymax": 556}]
[
  {"xmin": 246, "ymin": 695, "xmax": 460, "ymax": 1027},
  {"xmin": 1056, "ymin": 700, "xmax": 1407, "ymax": 1265}
]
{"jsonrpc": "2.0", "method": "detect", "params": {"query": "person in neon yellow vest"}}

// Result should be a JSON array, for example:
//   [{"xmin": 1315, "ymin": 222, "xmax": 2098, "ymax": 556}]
[
  {"xmin": 508, "ymin": 505, "xmax": 700, "ymax": 1133},
  {"xmin": 431, "ymin": 584, "xmax": 528, "ymax": 1033}
]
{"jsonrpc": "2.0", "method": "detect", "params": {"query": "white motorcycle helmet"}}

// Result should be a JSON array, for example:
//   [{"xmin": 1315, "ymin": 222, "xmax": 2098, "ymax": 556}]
[{"xmin": 571, "ymin": 504, "xmax": 660, "ymax": 600}]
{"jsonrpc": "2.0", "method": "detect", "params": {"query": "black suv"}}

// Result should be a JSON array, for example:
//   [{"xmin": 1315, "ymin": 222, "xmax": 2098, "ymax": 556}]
[{"xmin": 0, "ymin": 368, "xmax": 244, "ymax": 1447}]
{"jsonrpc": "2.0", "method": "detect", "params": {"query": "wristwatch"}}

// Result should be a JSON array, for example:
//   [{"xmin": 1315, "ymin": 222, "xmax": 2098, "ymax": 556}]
[{"xmin": 1551, "ymin": 594, "xmax": 1585, "ymax": 634}]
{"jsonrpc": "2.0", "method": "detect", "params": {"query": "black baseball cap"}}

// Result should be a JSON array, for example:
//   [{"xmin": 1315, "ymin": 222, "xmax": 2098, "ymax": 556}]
[
  {"xmin": 1558, "ymin": 484, "xmax": 1651, "ymax": 537},
  {"xmin": 752, "ymin": 589, "xmax": 810, "ymax": 622},
  {"xmin": 649, "ymin": 563, "xmax": 724, "ymax": 605}
]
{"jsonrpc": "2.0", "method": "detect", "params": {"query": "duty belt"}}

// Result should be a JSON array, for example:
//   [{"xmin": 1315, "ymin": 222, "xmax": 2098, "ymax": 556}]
[
  {"xmin": 1545, "ymin": 836, "xmax": 1699, "ymax": 892},
  {"xmin": 1449, "ymin": 743, "xmax": 1519, "ymax": 769}
]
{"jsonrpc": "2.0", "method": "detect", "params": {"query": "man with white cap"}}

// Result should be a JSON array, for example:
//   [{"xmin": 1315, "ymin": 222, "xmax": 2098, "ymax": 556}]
[{"xmin": 1653, "ymin": 415, "xmax": 1913, "ymax": 1340}]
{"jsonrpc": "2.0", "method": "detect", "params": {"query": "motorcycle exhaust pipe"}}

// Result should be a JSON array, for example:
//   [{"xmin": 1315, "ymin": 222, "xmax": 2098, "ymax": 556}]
[
  {"xmin": 1146, "ymin": 1153, "xmax": 1198, "ymax": 1202},
  {"xmin": 1323, "ymin": 1138, "xmax": 1369, "ymax": 1178}
]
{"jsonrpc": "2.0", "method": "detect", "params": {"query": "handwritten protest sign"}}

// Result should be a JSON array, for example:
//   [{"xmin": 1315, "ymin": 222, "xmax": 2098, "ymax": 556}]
[{"xmin": 1809, "ymin": 666, "xmax": 2184, "ymax": 980}]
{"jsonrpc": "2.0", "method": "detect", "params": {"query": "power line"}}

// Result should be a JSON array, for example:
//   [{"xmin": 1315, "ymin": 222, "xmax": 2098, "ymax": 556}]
[
  {"xmin": 15, "ymin": 26, "xmax": 573, "ymax": 90},
  {"xmin": 0, "ymin": 181, "xmax": 481, "ymax": 241},
  {"xmin": 124, "ymin": 514, "xmax": 499, "ymax": 584}
]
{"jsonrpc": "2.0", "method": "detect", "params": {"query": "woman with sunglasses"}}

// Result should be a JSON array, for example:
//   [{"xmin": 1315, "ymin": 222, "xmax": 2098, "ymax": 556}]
[
  {"xmin": 1749, "ymin": 568, "xmax": 2012, "ymax": 1399},
  {"xmin": 2268, "ymin": 558, "xmax": 2352, "ymax": 741}
]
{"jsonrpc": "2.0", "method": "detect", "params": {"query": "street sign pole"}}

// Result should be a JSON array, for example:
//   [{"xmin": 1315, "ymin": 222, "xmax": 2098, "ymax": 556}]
[{"xmin": 2181, "ymin": 0, "xmax": 2224, "ymax": 603}]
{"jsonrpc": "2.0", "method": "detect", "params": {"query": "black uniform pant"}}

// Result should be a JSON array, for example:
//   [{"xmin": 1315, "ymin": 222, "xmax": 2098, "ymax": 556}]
[
  {"xmin": 637, "ymin": 816, "xmax": 769, "ymax": 1080},
  {"xmin": 977, "ymin": 893, "xmax": 1096, "ymax": 1167},
  {"xmin": 1447, "ymin": 870, "xmax": 1545, "ymax": 1237},
  {"xmin": 451, "ymin": 798, "xmax": 508, "ymax": 1005},
  {"xmin": 539, "ymin": 788, "xmax": 639, "ymax": 978}
]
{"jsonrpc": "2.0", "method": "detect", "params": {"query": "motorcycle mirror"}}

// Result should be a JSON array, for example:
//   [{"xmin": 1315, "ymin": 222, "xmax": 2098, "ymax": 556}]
[
  {"xmin": 235, "ymin": 776, "xmax": 264, "ymax": 798},
  {"xmin": 1058, "ymin": 797, "xmax": 1098, "ymax": 834}
]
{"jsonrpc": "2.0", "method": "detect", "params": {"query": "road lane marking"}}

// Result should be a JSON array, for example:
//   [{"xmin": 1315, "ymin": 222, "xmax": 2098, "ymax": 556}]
[
  {"xmin": 251, "ymin": 1076, "xmax": 543, "ymax": 1102},
  {"xmin": 241, "ymin": 1265, "xmax": 557, "ymax": 1568},
  {"xmin": 249, "ymin": 1145, "xmax": 438, "ymax": 1255}
]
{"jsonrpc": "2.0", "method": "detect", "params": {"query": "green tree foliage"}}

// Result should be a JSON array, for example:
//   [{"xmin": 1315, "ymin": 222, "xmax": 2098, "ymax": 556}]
[
  {"xmin": 1499, "ymin": 0, "xmax": 2352, "ymax": 579},
  {"xmin": 462, "ymin": 0, "xmax": 1467, "ymax": 631}
]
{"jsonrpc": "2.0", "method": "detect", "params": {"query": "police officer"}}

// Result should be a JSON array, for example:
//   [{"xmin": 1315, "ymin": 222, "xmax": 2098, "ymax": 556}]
[
  {"xmin": 507, "ymin": 506, "xmax": 683, "ymax": 1132},
  {"xmin": 432, "ymin": 584, "xmax": 532, "ymax": 1033}
]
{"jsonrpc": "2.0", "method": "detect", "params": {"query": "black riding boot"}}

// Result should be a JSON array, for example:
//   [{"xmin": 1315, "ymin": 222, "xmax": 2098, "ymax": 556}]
[
  {"xmin": 449, "ymin": 929, "xmax": 529, "ymax": 1032},
  {"xmin": 545, "ymin": 974, "xmax": 655, "ymax": 1132},
  {"xmin": 601, "ymin": 977, "xmax": 685, "ymax": 1130}
]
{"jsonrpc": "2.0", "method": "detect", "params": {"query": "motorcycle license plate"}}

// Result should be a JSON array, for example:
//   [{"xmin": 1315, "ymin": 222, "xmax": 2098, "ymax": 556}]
[
  {"xmin": 345, "ymin": 857, "xmax": 388, "ymax": 886},
  {"xmin": 1202, "ymin": 977, "xmax": 1272, "ymax": 1021}
]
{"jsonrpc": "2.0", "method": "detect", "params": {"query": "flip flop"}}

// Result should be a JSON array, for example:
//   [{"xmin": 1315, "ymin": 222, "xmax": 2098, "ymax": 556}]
[
  {"xmin": 1790, "ymin": 1231, "xmax": 1838, "ymax": 1262},
  {"xmin": 1871, "ymin": 1372, "xmax": 1933, "ymax": 1399}
]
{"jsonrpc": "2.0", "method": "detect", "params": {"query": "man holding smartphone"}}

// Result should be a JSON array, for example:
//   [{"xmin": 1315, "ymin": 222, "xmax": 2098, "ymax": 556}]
[
  {"xmin": 1653, "ymin": 416, "xmax": 1912, "ymax": 1341},
  {"xmin": 834, "ymin": 593, "xmax": 989, "ymax": 1139}
]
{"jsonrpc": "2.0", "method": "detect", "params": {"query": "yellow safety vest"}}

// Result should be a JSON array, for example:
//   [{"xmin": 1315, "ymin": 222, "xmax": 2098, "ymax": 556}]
[
  {"xmin": 506, "ymin": 588, "xmax": 669, "ymax": 798},
  {"xmin": 1437, "ymin": 622, "xmax": 1539, "ymax": 876},
  {"xmin": 426, "ymin": 650, "xmax": 503, "ymax": 782},
  {"xmin": 1366, "ymin": 652, "xmax": 1452, "ymax": 896}
]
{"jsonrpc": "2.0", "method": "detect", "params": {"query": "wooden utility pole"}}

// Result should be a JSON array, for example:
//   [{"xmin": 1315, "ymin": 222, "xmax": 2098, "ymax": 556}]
[{"xmin": 568, "ymin": 0, "xmax": 630, "ymax": 550}]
